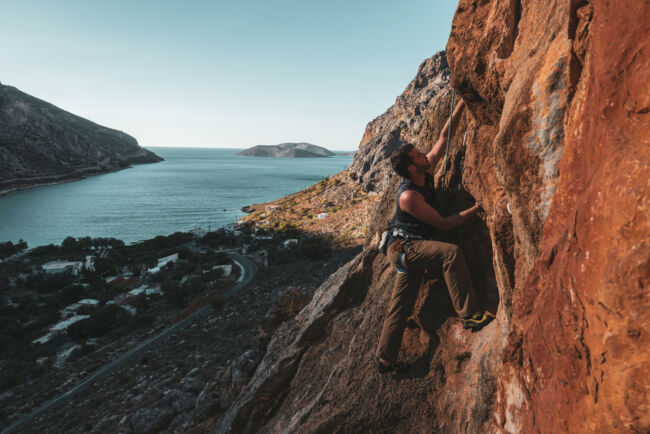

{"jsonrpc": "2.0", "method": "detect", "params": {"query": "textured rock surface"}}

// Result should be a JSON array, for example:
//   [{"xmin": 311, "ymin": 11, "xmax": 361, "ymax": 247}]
[
  {"xmin": 0, "ymin": 83, "xmax": 162, "ymax": 194},
  {"xmin": 237, "ymin": 143, "xmax": 334, "ymax": 158},
  {"xmin": 448, "ymin": 0, "xmax": 649, "ymax": 431},
  {"xmin": 213, "ymin": 1, "xmax": 649, "ymax": 432},
  {"xmin": 349, "ymin": 52, "xmax": 452, "ymax": 193}
]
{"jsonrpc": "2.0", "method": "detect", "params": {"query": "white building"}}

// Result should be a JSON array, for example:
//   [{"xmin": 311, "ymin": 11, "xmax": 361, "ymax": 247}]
[
  {"xmin": 205, "ymin": 264, "xmax": 232, "ymax": 276},
  {"xmin": 84, "ymin": 255, "xmax": 95, "ymax": 271},
  {"xmin": 147, "ymin": 253, "xmax": 179, "ymax": 274},
  {"xmin": 315, "ymin": 212, "xmax": 328, "ymax": 219},
  {"xmin": 283, "ymin": 239, "xmax": 299, "ymax": 248},
  {"xmin": 42, "ymin": 260, "xmax": 83, "ymax": 275},
  {"xmin": 60, "ymin": 299, "xmax": 100, "ymax": 316},
  {"xmin": 32, "ymin": 315, "xmax": 90, "ymax": 344}
]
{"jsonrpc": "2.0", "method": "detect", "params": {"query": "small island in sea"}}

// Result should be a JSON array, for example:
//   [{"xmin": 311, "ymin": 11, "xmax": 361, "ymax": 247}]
[{"xmin": 237, "ymin": 142, "xmax": 335, "ymax": 158}]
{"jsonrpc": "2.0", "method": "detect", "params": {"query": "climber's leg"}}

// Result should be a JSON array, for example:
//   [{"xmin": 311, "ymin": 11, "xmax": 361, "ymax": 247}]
[
  {"xmin": 403, "ymin": 240, "xmax": 480, "ymax": 318},
  {"xmin": 376, "ymin": 240, "xmax": 420, "ymax": 365}
]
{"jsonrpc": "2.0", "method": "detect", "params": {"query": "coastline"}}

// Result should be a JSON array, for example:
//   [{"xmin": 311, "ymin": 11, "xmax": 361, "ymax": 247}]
[{"xmin": 0, "ymin": 160, "xmax": 162, "ymax": 197}]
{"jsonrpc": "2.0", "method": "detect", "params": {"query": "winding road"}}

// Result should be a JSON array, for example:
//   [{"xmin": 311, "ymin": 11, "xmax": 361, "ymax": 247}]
[{"xmin": 2, "ymin": 251, "xmax": 257, "ymax": 434}]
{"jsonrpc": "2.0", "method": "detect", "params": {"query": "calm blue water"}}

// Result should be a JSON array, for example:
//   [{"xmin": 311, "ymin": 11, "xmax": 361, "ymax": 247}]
[{"xmin": 0, "ymin": 147, "xmax": 353, "ymax": 247}]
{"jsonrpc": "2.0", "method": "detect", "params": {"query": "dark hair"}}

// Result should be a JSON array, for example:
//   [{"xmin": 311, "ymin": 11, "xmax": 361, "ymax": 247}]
[{"xmin": 390, "ymin": 143, "xmax": 415, "ymax": 178}]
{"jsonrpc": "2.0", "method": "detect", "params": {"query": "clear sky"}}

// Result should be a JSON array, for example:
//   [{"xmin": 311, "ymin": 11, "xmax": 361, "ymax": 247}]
[{"xmin": 2, "ymin": 1, "xmax": 457, "ymax": 151}]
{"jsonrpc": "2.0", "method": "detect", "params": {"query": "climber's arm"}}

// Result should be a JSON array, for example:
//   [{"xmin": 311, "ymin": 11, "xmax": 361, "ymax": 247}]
[
  {"xmin": 426, "ymin": 98, "xmax": 465, "ymax": 173},
  {"xmin": 399, "ymin": 189, "xmax": 479, "ymax": 231}
]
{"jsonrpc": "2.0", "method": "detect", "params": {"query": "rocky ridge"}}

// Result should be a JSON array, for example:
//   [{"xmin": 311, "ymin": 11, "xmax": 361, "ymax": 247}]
[
  {"xmin": 0, "ymin": 83, "xmax": 162, "ymax": 194},
  {"xmin": 213, "ymin": 1, "xmax": 649, "ymax": 432}
]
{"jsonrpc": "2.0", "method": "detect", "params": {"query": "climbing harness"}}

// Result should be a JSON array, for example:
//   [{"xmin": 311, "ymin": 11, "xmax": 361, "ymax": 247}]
[
  {"xmin": 388, "ymin": 229, "xmax": 423, "ymax": 273},
  {"xmin": 442, "ymin": 89, "xmax": 455, "ymax": 181}
]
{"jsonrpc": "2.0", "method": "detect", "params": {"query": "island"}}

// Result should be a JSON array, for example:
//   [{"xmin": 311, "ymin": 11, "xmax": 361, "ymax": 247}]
[{"xmin": 237, "ymin": 142, "xmax": 335, "ymax": 158}]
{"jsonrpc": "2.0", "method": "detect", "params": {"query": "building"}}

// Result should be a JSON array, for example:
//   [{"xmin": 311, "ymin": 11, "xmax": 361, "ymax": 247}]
[
  {"xmin": 32, "ymin": 315, "xmax": 90, "ymax": 344},
  {"xmin": 205, "ymin": 264, "xmax": 232, "ymax": 276},
  {"xmin": 60, "ymin": 299, "xmax": 100, "ymax": 317},
  {"xmin": 42, "ymin": 260, "xmax": 83, "ymax": 275},
  {"xmin": 283, "ymin": 239, "xmax": 299, "ymax": 248},
  {"xmin": 147, "ymin": 253, "xmax": 179, "ymax": 274}
]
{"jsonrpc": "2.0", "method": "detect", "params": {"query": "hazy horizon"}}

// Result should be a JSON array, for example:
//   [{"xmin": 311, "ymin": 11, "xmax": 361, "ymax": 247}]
[{"xmin": 2, "ymin": 1, "xmax": 457, "ymax": 151}]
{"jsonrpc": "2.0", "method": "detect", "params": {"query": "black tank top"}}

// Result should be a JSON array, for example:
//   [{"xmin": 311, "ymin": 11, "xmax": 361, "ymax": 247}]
[{"xmin": 390, "ymin": 173, "xmax": 440, "ymax": 240}]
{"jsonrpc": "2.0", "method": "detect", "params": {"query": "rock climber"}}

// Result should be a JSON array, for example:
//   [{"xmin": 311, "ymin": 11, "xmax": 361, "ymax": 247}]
[{"xmin": 376, "ymin": 98, "xmax": 494, "ymax": 373}]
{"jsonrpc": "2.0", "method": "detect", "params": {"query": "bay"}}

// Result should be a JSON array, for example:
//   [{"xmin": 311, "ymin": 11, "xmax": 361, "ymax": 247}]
[{"xmin": 0, "ymin": 147, "xmax": 353, "ymax": 247}]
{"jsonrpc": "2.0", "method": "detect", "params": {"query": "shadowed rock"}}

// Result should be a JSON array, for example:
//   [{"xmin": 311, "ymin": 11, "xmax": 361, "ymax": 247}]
[{"xmin": 0, "ymin": 83, "xmax": 162, "ymax": 194}]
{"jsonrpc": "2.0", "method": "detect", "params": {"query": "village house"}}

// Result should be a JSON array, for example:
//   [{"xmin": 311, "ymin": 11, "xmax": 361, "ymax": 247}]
[
  {"xmin": 42, "ymin": 260, "xmax": 83, "ymax": 275},
  {"xmin": 60, "ymin": 298, "xmax": 100, "ymax": 317},
  {"xmin": 32, "ymin": 315, "xmax": 90, "ymax": 344},
  {"xmin": 283, "ymin": 238, "xmax": 299, "ymax": 248},
  {"xmin": 204, "ymin": 264, "xmax": 232, "ymax": 276},
  {"xmin": 147, "ymin": 253, "xmax": 179, "ymax": 274}
]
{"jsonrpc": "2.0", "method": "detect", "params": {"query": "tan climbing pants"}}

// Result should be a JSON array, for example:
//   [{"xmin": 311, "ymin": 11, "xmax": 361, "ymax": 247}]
[{"xmin": 376, "ymin": 239, "xmax": 480, "ymax": 364}]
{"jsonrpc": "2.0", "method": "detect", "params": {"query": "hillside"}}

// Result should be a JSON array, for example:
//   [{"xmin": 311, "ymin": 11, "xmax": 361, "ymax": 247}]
[
  {"xmin": 3, "ymin": 1, "xmax": 647, "ymax": 432},
  {"xmin": 215, "ymin": 1, "xmax": 649, "ymax": 432},
  {"xmin": 237, "ymin": 142, "xmax": 334, "ymax": 158},
  {"xmin": 0, "ymin": 83, "xmax": 162, "ymax": 194}
]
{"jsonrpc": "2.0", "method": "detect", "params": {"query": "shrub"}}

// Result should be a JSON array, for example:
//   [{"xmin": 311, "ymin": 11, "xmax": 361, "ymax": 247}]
[
  {"xmin": 349, "ymin": 172, "xmax": 357, "ymax": 181},
  {"xmin": 67, "ymin": 304, "xmax": 130, "ymax": 339},
  {"xmin": 161, "ymin": 280, "xmax": 185, "ymax": 306},
  {"xmin": 28, "ymin": 244, "xmax": 59, "ymax": 258},
  {"xmin": 299, "ymin": 236, "xmax": 332, "ymax": 261},
  {"xmin": 0, "ymin": 240, "xmax": 28, "ymax": 259}
]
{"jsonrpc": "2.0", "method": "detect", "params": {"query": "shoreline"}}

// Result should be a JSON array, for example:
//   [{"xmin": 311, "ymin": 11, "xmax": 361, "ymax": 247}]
[{"xmin": 0, "ymin": 159, "xmax": 163, "ymax": 197}]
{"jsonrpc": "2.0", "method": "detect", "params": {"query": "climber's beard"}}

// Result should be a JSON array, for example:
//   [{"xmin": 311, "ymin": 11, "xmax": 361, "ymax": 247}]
[{"xmin": 414, "ymin": 161, "xmax": 430, "ymax": 173}]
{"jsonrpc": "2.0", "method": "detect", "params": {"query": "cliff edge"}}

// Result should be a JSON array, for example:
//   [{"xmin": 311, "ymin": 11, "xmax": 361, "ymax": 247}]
[
  {"xmin": 213, "ymin": 1, "xmax": 649, "ymax": 432},
  {"xmin": 0, "ymin": 83, "xmax": 162, "ymax": 194}
]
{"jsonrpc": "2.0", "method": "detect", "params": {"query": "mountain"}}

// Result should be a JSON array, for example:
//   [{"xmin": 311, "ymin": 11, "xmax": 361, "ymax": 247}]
[
  {"xmin": 0, "ymin": 83, "xmax": 162, "ymax": 194},
  {"xmin": 215, "ymin": 1, "xmax": 649, "ymax": 432},
  {"xmin": 237, "ymin": 142, "xmax": 334, "ymax": 158}
]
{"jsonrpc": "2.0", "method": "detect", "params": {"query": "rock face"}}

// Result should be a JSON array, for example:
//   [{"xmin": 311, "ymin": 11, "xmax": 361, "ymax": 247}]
[
  {"xmin": 349, "ymin": 52, "xmax": 452, "ymax": 193},
  {"xmin": 0, "ymin": 83, "xmax": 162, "ymax": 194},
  {"xmin": 213, "ymin": 1, "xmax": 648, "ymax": 433},
  {"xmin": 237, "ymin": 143, "xmax": 334, "ymax": 158}
]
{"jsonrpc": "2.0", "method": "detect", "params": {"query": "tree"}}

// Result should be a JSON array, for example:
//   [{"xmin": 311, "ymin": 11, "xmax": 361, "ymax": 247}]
[
  {"xmin": 67, "ymin": 304, "xmax": 130, "ymax": 339},
  {"xmin": 161, "ymin": 280, "xmax": 185, "ymax": 306}
]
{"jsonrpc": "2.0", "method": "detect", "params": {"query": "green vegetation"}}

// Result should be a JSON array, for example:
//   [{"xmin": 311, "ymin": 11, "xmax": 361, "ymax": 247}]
[
  {"xmin": 318, "ymin": 177, "xmax": 329, "ymax": 189},
  {"xmin": 0, "ymin": 240, "xmax": 28, "ymax": 259},
  {"xmin": 0, "ymin": 231, "xmax": 237, "ymax": 391}
]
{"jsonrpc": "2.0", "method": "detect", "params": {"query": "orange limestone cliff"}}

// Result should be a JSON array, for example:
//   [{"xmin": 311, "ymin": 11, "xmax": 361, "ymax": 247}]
[
  {"xmin": 447, "ymin": 0, "xmax": 649, "ymax": 431},
  {"xmin": 211, "ymin": 1, "xmax": 649, "ymax": 432}
]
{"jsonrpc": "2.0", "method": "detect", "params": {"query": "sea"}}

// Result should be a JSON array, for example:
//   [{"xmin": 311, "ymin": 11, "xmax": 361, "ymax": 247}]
[{"xmin": 0, "ymin": 147, "xmax": 353, "ymax": 248}]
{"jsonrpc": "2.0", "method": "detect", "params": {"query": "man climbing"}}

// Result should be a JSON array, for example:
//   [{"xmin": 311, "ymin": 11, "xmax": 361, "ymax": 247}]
[{"xmin": 376, "ymin": 98, "xmax": 494, "ymax": 373}]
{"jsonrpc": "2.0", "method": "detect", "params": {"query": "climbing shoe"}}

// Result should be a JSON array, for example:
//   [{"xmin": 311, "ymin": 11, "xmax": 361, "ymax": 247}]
[
  {"xmin": 462, "ymin": 312, "xmax": 495, "ymax": 332},
  {"xmin": 377, "ymin": 360, "xmax": 411, "ymax": 374}
]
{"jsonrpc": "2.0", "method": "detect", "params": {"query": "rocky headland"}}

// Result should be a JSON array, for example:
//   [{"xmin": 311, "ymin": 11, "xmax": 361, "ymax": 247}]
[
  {"xmin": 0, "ymin": 83, "xmax": 162, "ymax": 195},
  {"xmin": 237, "ymin": 142, "xmax": 334, "ymax": 158}
]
